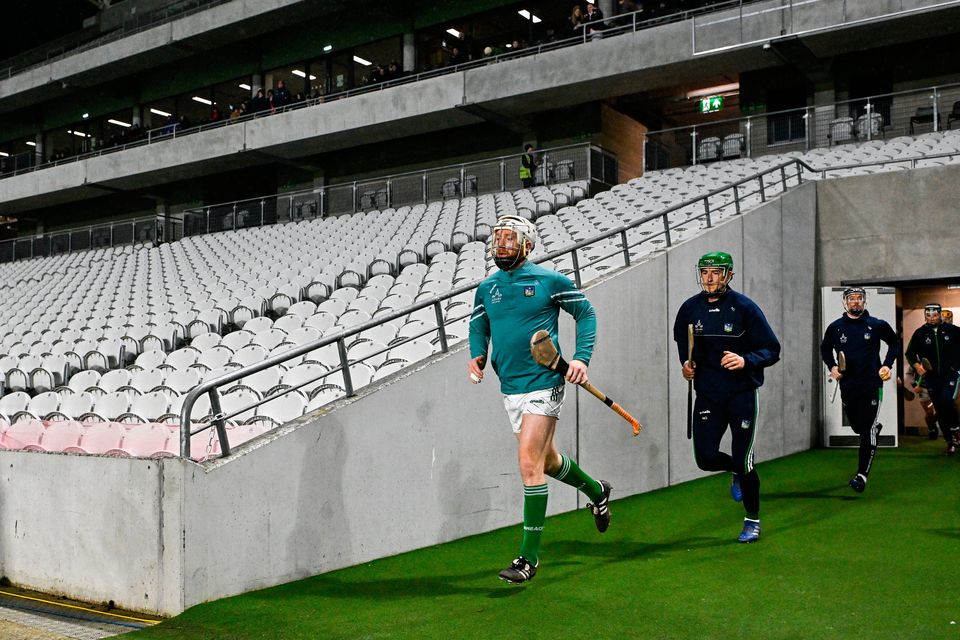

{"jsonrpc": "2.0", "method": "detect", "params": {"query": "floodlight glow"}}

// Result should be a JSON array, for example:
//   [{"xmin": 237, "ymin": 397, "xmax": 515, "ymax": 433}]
[
  {"xmin": 353, "ymin": 55, "xmax": 372, "ymax": 66},
  {"xmin": 239, "ymin": 83, "xmax": 251, "ymax": 90},
  {"xmin": 446, "ymin": 28, "xmax": 462, "ymax": 39},
  {"xmin": 323, "ymin": 45, "xmax": 333, "ymax": 52},
  {"xmin": 26, "ymin": 141, "xmax": 36, "ymax": 147},
  {"xmin": 150, "ymin": 108, "xmax": 172, "ymax": 117}
]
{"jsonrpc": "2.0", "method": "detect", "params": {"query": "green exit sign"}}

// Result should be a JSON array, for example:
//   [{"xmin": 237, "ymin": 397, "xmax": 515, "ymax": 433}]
[{"xmin": 700, "ymin": 95, "xmax": 724, "ymax": 113}]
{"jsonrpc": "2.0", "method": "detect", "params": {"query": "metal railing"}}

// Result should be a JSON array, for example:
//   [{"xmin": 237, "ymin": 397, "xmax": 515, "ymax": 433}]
[
  {"xmin": 3, "ymin": 0, "xmax": 954, "ymax": 179},
  {"xmin": 0, "ymin": 0, "xmax": 750, "ymax": 180},
  {"xmin": 179, "ymin": 157, "xmax": 813, "ymax": 459},
  {"xmin": 0, "ymin": 0, "xmax": 234, "ymax": 80},
  {"xmin": 692, "ymin": 0, "xmax": 960, "ymax": 55},
  {"xmin": 0, "ymin": 215, "xmax": 163, "ymax": 265},
  {"xmin": 644, "ymin": 82, "xmax": 960, "ymax": 171},
  {"xmin": 0, "ymin": 144, "xmax": 615, "ymax": 265},
  {"xmin": 181, "ymin": 144, "xmax": 611, "ymax": 237}
]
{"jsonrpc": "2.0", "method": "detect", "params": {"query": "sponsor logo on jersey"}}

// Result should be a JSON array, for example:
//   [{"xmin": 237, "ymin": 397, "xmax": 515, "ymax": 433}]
[
  {"xmin": 529, "ymin": 398, "xmax": 544, "ymax": 405},
  {"xmin": 925, "ymin": 337, "xmax": 932, "ymax": 344},
  {"xmin": 523, "ymin": 285, "xmax": 535, "ymax": 297},
  {"xmin": 724, "ymin": 323, "xmax": 733, "ymax": 333},
  {"xmin": 699, "ymin": 409, "xmax": 711, "ymax": 415},
  {"xmin": 741, "ymin": 419, "xmax": 752, "ymax": 429},
  {"xmin": 709, "ymin": 308, "xmax": 720, "ymax": 313},
  {"xmin": 840, "ymin": 333, "xmax": 847, "ymax": 344},
  {"xmin": 490, "ymin": 284, "xmax": 502, "ymax": 304},
  {"xmin": 695, "ymin": 320, "xmax": 704, "ymax": 333}
]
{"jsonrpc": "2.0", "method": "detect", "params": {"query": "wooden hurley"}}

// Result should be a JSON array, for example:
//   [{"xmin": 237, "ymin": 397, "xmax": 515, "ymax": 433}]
[{"xmin": 530, "ymin": 330, "xmax": 642, "ymax": 436}]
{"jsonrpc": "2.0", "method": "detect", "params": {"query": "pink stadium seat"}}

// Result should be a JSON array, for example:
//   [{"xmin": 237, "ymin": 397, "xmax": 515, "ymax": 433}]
[
  {"xmin": 119, "ymin": 424, "xmax": 178, "ymax": 458},
  {"xmin": 38, "ymin": 421, "xmax": 84, "ymax": 453},
  {"xmin": 0, "ymin": 419, "xmax": 46, "ymax": 451},
  {"xmin": 76, "ymin": 422, "xmax": 127, "ymax": 456}
]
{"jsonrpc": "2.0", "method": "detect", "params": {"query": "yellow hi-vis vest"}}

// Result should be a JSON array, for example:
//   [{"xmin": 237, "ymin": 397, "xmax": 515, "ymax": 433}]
[{"xmin": 519, "ymin": 154, "xmax": 532, "ymax": 179}]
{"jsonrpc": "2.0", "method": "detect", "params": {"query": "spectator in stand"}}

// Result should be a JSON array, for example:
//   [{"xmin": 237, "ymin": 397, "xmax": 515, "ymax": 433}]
[
  {"xmin": 584, "ymin": 3, "xmax": 606, "ymax": 35},
  {"xmin": 273, "ymin": 80, "xmax": 291, "ymax": 108},
  {"xmin": 250, "ymin": 89, "xmax": 269, "ymax": 113},
  {"xmin": 569, "ymin": 5, "xmax": 584, "ymax": 32},
  {"xmin": 294, "ymin": 92, "xmax": 305, "ymax": 103},
  {"xmin": 448, "ymin": 46, "xmax": 466, "ymax": 66},
  {"xmin": 388, "ymin": 60, "xmax": 400, "ymax": 80},
  {"xmin": 616, "ymin": 0, "xmax": 640, "ymax": 24},
  {"xmin": 230, "ymin": 103, "xmax": 245, "ymax": 120},
  {"xmin": 210, "ymin": 106, "xmax": 222, "ymax": 123},
  {"xmin": 266, "ymin": 89, "xmax": 276, "ymax": 111}
]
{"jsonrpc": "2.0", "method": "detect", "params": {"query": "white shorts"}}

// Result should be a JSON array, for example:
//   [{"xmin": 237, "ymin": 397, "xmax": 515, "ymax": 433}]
[{"xmin": 502, "ymin": 385, "xmax": 565, "ymax": 434}]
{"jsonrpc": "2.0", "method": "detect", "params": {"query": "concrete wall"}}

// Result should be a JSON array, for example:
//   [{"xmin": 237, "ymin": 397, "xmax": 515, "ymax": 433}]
[
  {"xmin": 816, "ymin": 164, "xmax": 960, "ymax": 284},
  {"xmin": 0, "ymin": 182, "xmax": 818, "ymax": 615}
]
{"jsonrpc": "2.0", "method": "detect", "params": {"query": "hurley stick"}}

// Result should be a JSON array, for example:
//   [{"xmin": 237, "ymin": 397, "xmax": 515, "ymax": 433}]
[
  {"xmin": 831, "ymin": 351, "xmax": 846, "ymax": 404},
  {"xmin": 687, "ymin": 324, "xmax": 694, "ymax": 440},
  {"xmin": 530, "ymin": 330, "xmax": 642, "ymax": 436}
]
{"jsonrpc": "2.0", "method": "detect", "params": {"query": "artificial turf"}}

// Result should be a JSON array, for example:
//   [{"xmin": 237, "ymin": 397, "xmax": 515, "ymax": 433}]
[{"xmin": 132, "ymin": 436, "xmax": 960, "ymax": 640}]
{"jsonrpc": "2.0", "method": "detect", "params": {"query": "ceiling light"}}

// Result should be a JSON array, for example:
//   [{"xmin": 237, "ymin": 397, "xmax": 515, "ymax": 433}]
[
  {"xmin": 26, "ymin": 141, "xmax": 36, "ymax": 147},
  {"xmin": 292, "ymin": 70, "xmax": 318, "ymax": 80},
  {"xmin": 150, "ymin": 108, "xmax": 172, "ymax": 117},
  {"xmin": 0, "ymin": 152, "xmax": 9, "ymax": 157},
  {"xmin": 353, "ymin": 55, "xmax": 372, "ymax": 66},
  {"xmin": 505, "ymin": 43, "xmax": 513, "ymax": 48},
  {"xmin": 518, "ymin": 9, "xmax": 531, "ymax": 19},
  {"xmin": 68, "ymin": 130, "xmax": 89, "ymax": 138},
  {"xmin": 323, "ymin": 45, "xmax": 332, "ymax": 52},
  {"xmin": 531, "ymin": 14, "xmax": 541, "ymax": 23},
  {"xmin": 238, "ymin": 83, "xmax": 251, "ymax": 90},
  {"xmin": 686, "ymin": 82, "xmax": 740, "ymax": 100},
  {"xmin": 192, "ymin": 96, "xmax": 213, "ymax": 105},
  {"xmin": 108, "ymin": 119, "xmax": 131, "ymax": 128},
  {"xmin": 446, "ymin": 28, "xmax": 462, "ymax": 39},
  {"xmin": 82, "ymin": 112, "xmax": 89, "ymax": 119}
]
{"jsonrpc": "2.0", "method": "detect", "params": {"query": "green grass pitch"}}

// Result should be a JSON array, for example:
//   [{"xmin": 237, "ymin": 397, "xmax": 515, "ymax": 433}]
[{"xmin": 132, "ymin": 436, "xmax": 960, "ymax": 639}]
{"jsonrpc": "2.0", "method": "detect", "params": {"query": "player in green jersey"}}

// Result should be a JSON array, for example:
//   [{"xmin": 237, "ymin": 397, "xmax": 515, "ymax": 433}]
[{"xmin": 468, "ymin": 214, "xmax": 611, "ymax": 584}]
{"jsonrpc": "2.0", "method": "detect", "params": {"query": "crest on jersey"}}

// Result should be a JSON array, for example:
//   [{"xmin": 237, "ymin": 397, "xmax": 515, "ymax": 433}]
[
  {"xmin": 724, "ymin": 323, "xmax": 733, "ymax": 333},
  {"xmin": 840, "ymin": 333, "xmax": 847, "ymax": 344},
  {"xmin": 523, "ymin": 286, "xmax": 535, "ymax": 297},
  {"xmin": 864, "ymin": 332, "xmax": 871, "ymax": 340},
  {"xmin": 740, "ymin": 419, "xmax": 752, "ymax": 429},
  {"xmin": 695, "ymin": 320, "xmax": 703, "ymax": 334}
]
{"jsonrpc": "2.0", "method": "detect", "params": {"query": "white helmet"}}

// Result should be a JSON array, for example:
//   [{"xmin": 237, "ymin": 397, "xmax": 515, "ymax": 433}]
[{"xmin": 490, "ymin": 214, "xmax": 537, "ymax": 271}]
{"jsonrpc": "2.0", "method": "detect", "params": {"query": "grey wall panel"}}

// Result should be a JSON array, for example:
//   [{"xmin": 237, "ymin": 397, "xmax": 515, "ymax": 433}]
[{"xmin": 816, "ymin": 165, "xmax": 960, "ymax": 284}]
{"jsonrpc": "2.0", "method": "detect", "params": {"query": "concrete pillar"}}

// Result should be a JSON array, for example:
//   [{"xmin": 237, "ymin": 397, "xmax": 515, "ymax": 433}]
[
  {"xmin": 131, "ymin": 106, "xmax": 141, "ymax": 128},
  {"xmin": 402, "ymin": 33, "xmax": 415, "ymax": 73},
  {"xmin": 34, "ymin": 132, "xmax": 43, "ymax": 163},
  {"xmin": 812, "ymin": 87, "xmax": 837, "ymax": 150},
  {"xmin": 599, "ymin": 0, "xmax": 613, "ymax": 19}
]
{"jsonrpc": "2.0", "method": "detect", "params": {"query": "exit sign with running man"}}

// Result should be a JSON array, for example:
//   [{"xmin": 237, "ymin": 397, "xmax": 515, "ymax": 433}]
[{"xmin": 699, "ymin": 96, "xmax": 724, "ymax": 113}]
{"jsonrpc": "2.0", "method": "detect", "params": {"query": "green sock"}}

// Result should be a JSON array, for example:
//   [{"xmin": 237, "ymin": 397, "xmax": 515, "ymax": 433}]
[
  {"xmin": 550, "ymin": 454, "xmax": 603, "ymax": 502},
  {"xmin": 518, "ymin": 484, "xmax": 548, "ymax": 564}
]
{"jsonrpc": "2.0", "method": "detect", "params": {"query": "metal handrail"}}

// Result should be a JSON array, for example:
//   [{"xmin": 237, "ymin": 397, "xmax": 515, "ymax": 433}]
[
  {"xmin": 0, "ymin": 0, "xmax": 749, "ymax": 181},
  {"xmin": 183, "ymin": 142, "xmax": 598, "ymax": 219},
  {"xmin": 180, "ymin": 157, "xmax": 815, "ymax": 458}
]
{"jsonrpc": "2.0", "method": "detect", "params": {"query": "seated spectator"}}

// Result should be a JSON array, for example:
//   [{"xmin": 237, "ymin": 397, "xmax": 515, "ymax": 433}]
[
  {"xmin": 294, "ymin": 92, "xmax": 305, "ymax": 103},
  {"xmin": 617, "ymin": 0, "xmax": 640, "ymax": 22},
  {"xmin": 249, "ymin": 89, "xmax": 269, "ymax": 113},
  {"xmin": 448, "ymin": 46, "xmax": 466, "ymax": 66},
  {"xmin": 210, "ymin": 106, "xmax": 222, "ymax": 122},
  {"xmin": 387, "ymin": 60, "xmax": 400, "ymax": 80},
  {"xmin": 584, "ymin": 2, "xmax": 605, "ymax": 34},
  {"xmin": 273, "ymin": 80, "xmax": 291, "ymax": 108},
  {"xmin": 569, "ymin": 5, "xmax": 584, "ymax": 32}
]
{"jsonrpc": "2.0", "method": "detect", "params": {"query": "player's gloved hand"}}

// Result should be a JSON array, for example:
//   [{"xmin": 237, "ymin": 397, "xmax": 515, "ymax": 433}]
[
  {"xmin": 878, "ymin": 366, "xmax": 891, "ymax": 381},
  {"xmin": 914, "ymin": 362, "xmax": 927, "ymax": 376},
  {"xmin": 830, "ymin": 366, "xmax": 842, "ymax": 381},
  {"xmin": 566, "ymin": 359, "xmax": 588, "ymax": 385},
  {"xmin": 682, "ymin": 360, "xmax": 696, "ymax": 380}
]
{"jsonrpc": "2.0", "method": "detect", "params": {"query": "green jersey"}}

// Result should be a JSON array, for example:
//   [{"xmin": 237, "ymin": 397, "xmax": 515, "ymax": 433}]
[{"xmin": 469, "ymin": 260, "xmax": 597, "ymax": 395}]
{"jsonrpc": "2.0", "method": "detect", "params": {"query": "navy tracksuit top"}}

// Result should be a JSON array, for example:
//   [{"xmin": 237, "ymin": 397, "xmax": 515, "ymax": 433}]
[
  {"xmin": 673, "ymin": 288, "xmax": 781, "ymax": 397},
  {"xmin": 819, "ymin": 311, "xmax": 899, "ymax": 392}
]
